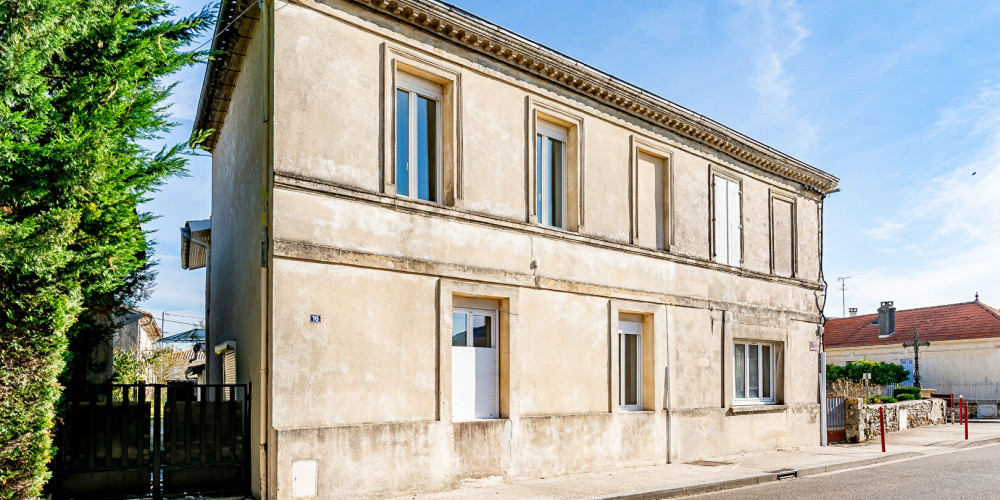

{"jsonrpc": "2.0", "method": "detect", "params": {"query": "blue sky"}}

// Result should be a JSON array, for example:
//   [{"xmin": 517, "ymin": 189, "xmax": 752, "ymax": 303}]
[{"xmin": 144, "ymin": 0, "xmax": 1000, "ymax": 333}]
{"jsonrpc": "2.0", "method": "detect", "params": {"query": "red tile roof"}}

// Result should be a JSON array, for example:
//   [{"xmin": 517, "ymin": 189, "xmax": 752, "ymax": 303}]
[{"xmin": 825, "ymin": 301, "xmax": 1000, "ymax": 348}]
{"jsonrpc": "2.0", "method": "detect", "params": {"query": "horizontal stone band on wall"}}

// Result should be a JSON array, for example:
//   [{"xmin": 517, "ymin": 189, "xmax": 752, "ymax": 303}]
[{"xmin": 844, "ymin": 398, "xmax": 945, "ymax": 443}]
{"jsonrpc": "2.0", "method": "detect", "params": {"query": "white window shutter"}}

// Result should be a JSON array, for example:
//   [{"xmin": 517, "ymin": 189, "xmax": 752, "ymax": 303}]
[
  {"xmin": 727, "ymin": 180, "xmax": 741, "ymax": 265},
  {"xmin": 619, "ymin": 319, "xmax": 642, "ymax": 335},
  {"xmin": 223, "ymin": 350, "xmax": 236, "ymax": 384},
  {"xmin": 474, "ymin": 349, "xmax": 498, "ymax": 418},
  {"xmin": 451, "ymin": 348, "xmax": 475, "ymax": 420},
  {"xmin": 713, "ymin": 177, "xmax": 728, "ymax": 264}
]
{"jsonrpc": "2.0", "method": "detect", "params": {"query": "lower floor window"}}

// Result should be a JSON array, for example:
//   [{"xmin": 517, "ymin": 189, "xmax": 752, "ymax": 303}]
[
  {"xmin": 734, "ymin": 341, "xmax": 774, "ymax": 404},
  {"xmin": 452, "ymin": 307, "xmax": 499, "ymax": 420},
  {"xmin": 619, "ymin": 314, "xmax": 643, "ymax": 410}
]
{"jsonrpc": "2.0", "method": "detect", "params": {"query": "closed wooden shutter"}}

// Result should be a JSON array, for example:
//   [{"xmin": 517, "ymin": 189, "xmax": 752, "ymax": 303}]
[
  {"xmin": 771, "ymin": 198, "xmax": 793, "ymax": 276},
  {"xmin": 727, "ymin": 179, "xmax": 741, "ymax": 265},
  {"xmin": 637, "ymin": 152, "xmax": 666, "ymax": 250},
  {"xmin": 713, "ymin": 176, "xmax": 728, "ymax": 263}
]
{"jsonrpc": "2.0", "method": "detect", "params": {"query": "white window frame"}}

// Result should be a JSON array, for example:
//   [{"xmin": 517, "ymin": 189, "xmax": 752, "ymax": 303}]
[
  {"xmin": 536, "ymin": 120, "xmax": 569, "ymax": 229},
  {"xmin": 451, "ymin": 307, "xmax": 499, "ymax": 420},
  {"xmin": 733, "ymin": 341, "xmax": 775, "ymax": 405},
  {"xmin": 619, "ymin": 318, "xmax": 643, "ymax": 411},
  {"xmin": 713, "ymin": 174, "xmax": 742, "ymax": 266},
  {"xmin": 396, "ymin": 72, "xmax": 444, "ymax": 203}
]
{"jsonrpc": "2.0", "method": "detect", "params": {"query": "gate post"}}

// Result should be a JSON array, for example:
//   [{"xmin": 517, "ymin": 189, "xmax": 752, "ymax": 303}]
[{"xmin": 153, "ymin": 385, "xmax": 162, "ymax": 499}]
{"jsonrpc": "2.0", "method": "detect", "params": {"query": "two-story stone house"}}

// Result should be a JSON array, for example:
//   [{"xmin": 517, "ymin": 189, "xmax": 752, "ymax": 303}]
[{"xmin": 191, "ymin": 0, "xmax": 839, "ymax": 497}]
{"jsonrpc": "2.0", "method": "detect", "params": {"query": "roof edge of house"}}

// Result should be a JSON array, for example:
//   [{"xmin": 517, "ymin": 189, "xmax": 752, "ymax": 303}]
[{"xmin": 192, "ymin": 0, "xmax": 839, "ymax": 194}]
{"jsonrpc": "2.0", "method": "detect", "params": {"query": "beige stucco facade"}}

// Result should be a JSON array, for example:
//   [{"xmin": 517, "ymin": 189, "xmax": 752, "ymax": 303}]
[{"xmin": 195, "ymin": 0, "xmax": 838, "ymax": 498}]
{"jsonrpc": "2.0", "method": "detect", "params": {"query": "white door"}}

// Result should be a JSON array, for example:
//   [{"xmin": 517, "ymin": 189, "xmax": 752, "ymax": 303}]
[{"xmin": 451, "ymin": 308, "xmax": 499, "ymax": 420}]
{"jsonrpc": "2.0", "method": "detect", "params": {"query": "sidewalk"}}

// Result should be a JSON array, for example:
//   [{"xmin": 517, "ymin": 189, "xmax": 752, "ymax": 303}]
[{"xmin": 391, "ymin": 421, "xmax": 1000, "ymax": 500}]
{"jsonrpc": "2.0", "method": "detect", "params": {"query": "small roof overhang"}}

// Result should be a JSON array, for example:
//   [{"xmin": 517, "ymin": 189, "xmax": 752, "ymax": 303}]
[
  {"xmin": 181, "ymin": 219, "xmax": 211, "ymax": 270},
  {"xmin": 158, "ymin": 328, "xmax": 206, "ymax": 344}
]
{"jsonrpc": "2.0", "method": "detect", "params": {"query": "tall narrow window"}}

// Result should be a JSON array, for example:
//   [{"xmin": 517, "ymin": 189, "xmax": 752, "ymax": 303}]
[
  {"xmin": 395, "ymin": 73, "xmax": 442, "ymax": 203},
  {"xmin": 734, "ymin": 341, "xmax": 775, "ymax": 404},
  {"xmin": 637, "ymin": 151, "xmax": 667, "ymax": 250},
  {"xmin": 771, "ymin": 197, "xmax": 794, "ymax": 277},
  {"xmin": 452, "ymin": 307, "xmax": 499, "ymax": 420},
  {"xmin": 619, "ymin": 315, "xmax": 643, "ymax": 410},
  {"xmin": 536, "ymin": 121, "xmax": 568, "ymax": 228},
  {"xmin": 713, "ymin": 175, "xmax": 741, "ymax": 266}
]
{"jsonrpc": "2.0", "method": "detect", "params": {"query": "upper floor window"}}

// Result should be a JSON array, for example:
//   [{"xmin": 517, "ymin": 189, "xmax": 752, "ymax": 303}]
[
  {"xmin": 712, "ymin": 174, "xmax": 741, "ymax": 266},
  {"xmin": 635, "ymin": 149, "xmax": 668, "ymax": 250},
  {"xmin": 770, "ymin": 195, "xmax": 795, "ymax": 277},
  {"xmin": 535, "ymin": 121, "xmax": 568, "ymax": 229},
  {"xmin": 396, "ymin": 72, "xmax": 442, "ymax": 203}
]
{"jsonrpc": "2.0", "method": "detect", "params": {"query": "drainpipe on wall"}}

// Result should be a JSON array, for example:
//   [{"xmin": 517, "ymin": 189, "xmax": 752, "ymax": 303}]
[
  {"xmin": 820, "ymin": 352, "xmax": 827, "ymax": 446},
  {"xmin": 262, "ymin": 1, "xmax": 275, "ymax": 497},
  {"xmin": 181, "ymin": 228, "xmax": 211, "ymax": 381},
  {"xmin": 665, "ymin": 363, "xmax": 673, "ymax": 463}
]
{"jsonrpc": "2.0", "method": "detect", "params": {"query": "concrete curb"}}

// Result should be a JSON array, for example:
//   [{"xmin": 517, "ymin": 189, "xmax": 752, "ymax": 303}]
[
  {"xmin": 589, "ymin": 473, "xmax": 776, "ymax": 500},
  {"xmin": 587, "ymin": 435, "xmax": 1000, "ymax": 500},
  {"xmin": 956, "ymin": 436, "xmax": 1000, "ymax": 449},
  {"xmin": 796, "ymin": 451, "xmax": 922, "ymax": 477},
  {"xmin": 589, "ymin": 450, "xmax": 927, "ymax": 499}
]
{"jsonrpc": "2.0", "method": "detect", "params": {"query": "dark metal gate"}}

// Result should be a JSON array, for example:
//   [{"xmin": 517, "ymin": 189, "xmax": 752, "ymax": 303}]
[
  {"xmin": 51, "ymin": 383, "xmax": 250, "ymax": 499},
  {"xmin": 826, "ymin": 395, "xmax": 846, "ymax": 443}
]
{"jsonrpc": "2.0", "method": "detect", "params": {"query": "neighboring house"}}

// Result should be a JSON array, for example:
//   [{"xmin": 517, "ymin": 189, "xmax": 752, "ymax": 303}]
[
  {"xmin": 89, "ymin": 308, "xmax": 163, "ymax": 384},
  {"xmin": 112, "ymin": 308, "xmax": 162, "ymax": 354},
  {"xmin": 191, "ymin": 0, "xmax": 838, "ymax": 497},
  {"xmin": 825, "ymin": 298, "xmax": 1000, "ymax": 395},
  {"xmin": 157, "ymin": 328, "xmax": 208, "ymax": 383}
]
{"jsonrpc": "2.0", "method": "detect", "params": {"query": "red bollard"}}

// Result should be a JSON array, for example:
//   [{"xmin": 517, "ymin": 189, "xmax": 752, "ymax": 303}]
[
  {"xmin": 960, "ymin": 396, "xmax": 964, "ymax": 428},
  {"xmin": 965, "ymin": 401, "xmax": 969, "ymax": 440},
  {"xmin": 879, "ymin": 406, "xmax": 886, "ymax": 452}
]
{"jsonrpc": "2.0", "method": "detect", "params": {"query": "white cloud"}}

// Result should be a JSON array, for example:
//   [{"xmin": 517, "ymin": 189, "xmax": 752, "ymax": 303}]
[
  {"xmin": 865, "ymin": 220, "xmax": 905, "ymax": 241},
  {"xmin": 831, "ymin": 80, "xmax": 1000, "ymax": 314},
  {"xmin": 739, "ymin": 0, "xmax": 816, "ymax": 151}
]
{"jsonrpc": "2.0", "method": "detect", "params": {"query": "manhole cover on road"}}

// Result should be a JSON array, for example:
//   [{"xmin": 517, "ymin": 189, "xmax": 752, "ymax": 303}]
[{"xmin": 686, "ymin": 460, "xmax": 731, "ymax": 467}]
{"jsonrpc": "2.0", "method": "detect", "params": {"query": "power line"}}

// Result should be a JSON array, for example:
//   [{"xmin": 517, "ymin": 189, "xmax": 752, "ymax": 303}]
[
  {"xmin": 190, "ymin": 2, "xmax": 259, "ymax": 53},
  {"xmin": 162, "ymin": 312, "xmax": 204, "ymax": 320}
]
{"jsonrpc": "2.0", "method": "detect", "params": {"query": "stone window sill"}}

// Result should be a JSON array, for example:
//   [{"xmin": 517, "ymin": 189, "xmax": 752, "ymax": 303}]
[{"xmin": 729, "ymin": 404, "xmax": 787, "ymax": 415}]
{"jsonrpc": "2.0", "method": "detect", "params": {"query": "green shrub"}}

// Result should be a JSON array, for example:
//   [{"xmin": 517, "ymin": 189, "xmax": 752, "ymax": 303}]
[
  {"xmin": 893, "ymin": 387, "xmax": 922, "ymax": 398},
  {"xmin": 895, "ymin": 394, "xmax": 918, "ymax": 401},
  {"xmin": 826, "ymin": 359, "xmax": 910, "ymax": 385},
  {"xmin": 865, "ymin": 395, "xmax": 898, "ymax": 404}
]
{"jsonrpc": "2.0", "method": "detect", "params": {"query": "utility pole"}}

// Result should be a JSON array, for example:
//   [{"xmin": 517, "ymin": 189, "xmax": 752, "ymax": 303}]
[
  {"xmin": 903, "ymin": 327, "xmax": 930, "ymax": 387},
  {"xmin": 837, "ymin": 276, "xmax": 851, "ymax": 317}
]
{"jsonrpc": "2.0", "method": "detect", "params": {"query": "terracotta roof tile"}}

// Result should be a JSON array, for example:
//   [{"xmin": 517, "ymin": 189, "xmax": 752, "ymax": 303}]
[{"xmin": 825, "ymin": 301, "xmax": 1000, "ymax": 348}]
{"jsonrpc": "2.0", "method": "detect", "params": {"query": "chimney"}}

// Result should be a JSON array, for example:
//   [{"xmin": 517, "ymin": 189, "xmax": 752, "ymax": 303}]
[
  {"xmin": 848, "ymin": 307, "xmax": 858, "ymax": 317},
  {"xmin": 877, "ymin": 301, "xmax": 895, "ymax": 337}
]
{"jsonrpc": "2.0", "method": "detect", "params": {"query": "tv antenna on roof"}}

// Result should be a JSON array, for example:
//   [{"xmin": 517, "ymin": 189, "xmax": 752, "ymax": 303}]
[{"xmin": 837, "ymin": 276, "xmax": 851, "ymax": 317}]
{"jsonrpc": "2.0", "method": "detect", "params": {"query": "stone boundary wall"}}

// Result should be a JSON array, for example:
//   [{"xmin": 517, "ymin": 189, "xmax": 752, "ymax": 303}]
[{"xmin": 845, "ymin": 398, "xmax": 945, "ymax": 443}]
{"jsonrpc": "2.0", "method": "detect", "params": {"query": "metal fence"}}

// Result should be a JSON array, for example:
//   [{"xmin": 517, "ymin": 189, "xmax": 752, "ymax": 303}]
[
  {"xmin": 934, "ymin": 379, "xmax": 1000, "ymax": 404},
  {"xmin": 881, "ymin": 381, "xmax": 913, "ymax": 397}
]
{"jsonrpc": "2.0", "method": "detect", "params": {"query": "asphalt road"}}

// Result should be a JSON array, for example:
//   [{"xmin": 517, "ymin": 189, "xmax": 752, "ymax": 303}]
[{"xmin": 690, "ymin": 443, "xmax": 1000, "ymax": 499}]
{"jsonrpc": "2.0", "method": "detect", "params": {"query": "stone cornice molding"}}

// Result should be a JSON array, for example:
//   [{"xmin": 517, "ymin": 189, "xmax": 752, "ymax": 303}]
[{"xmin": 341, "ymin": 0, "xmax": 839, "ymax": 194}]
